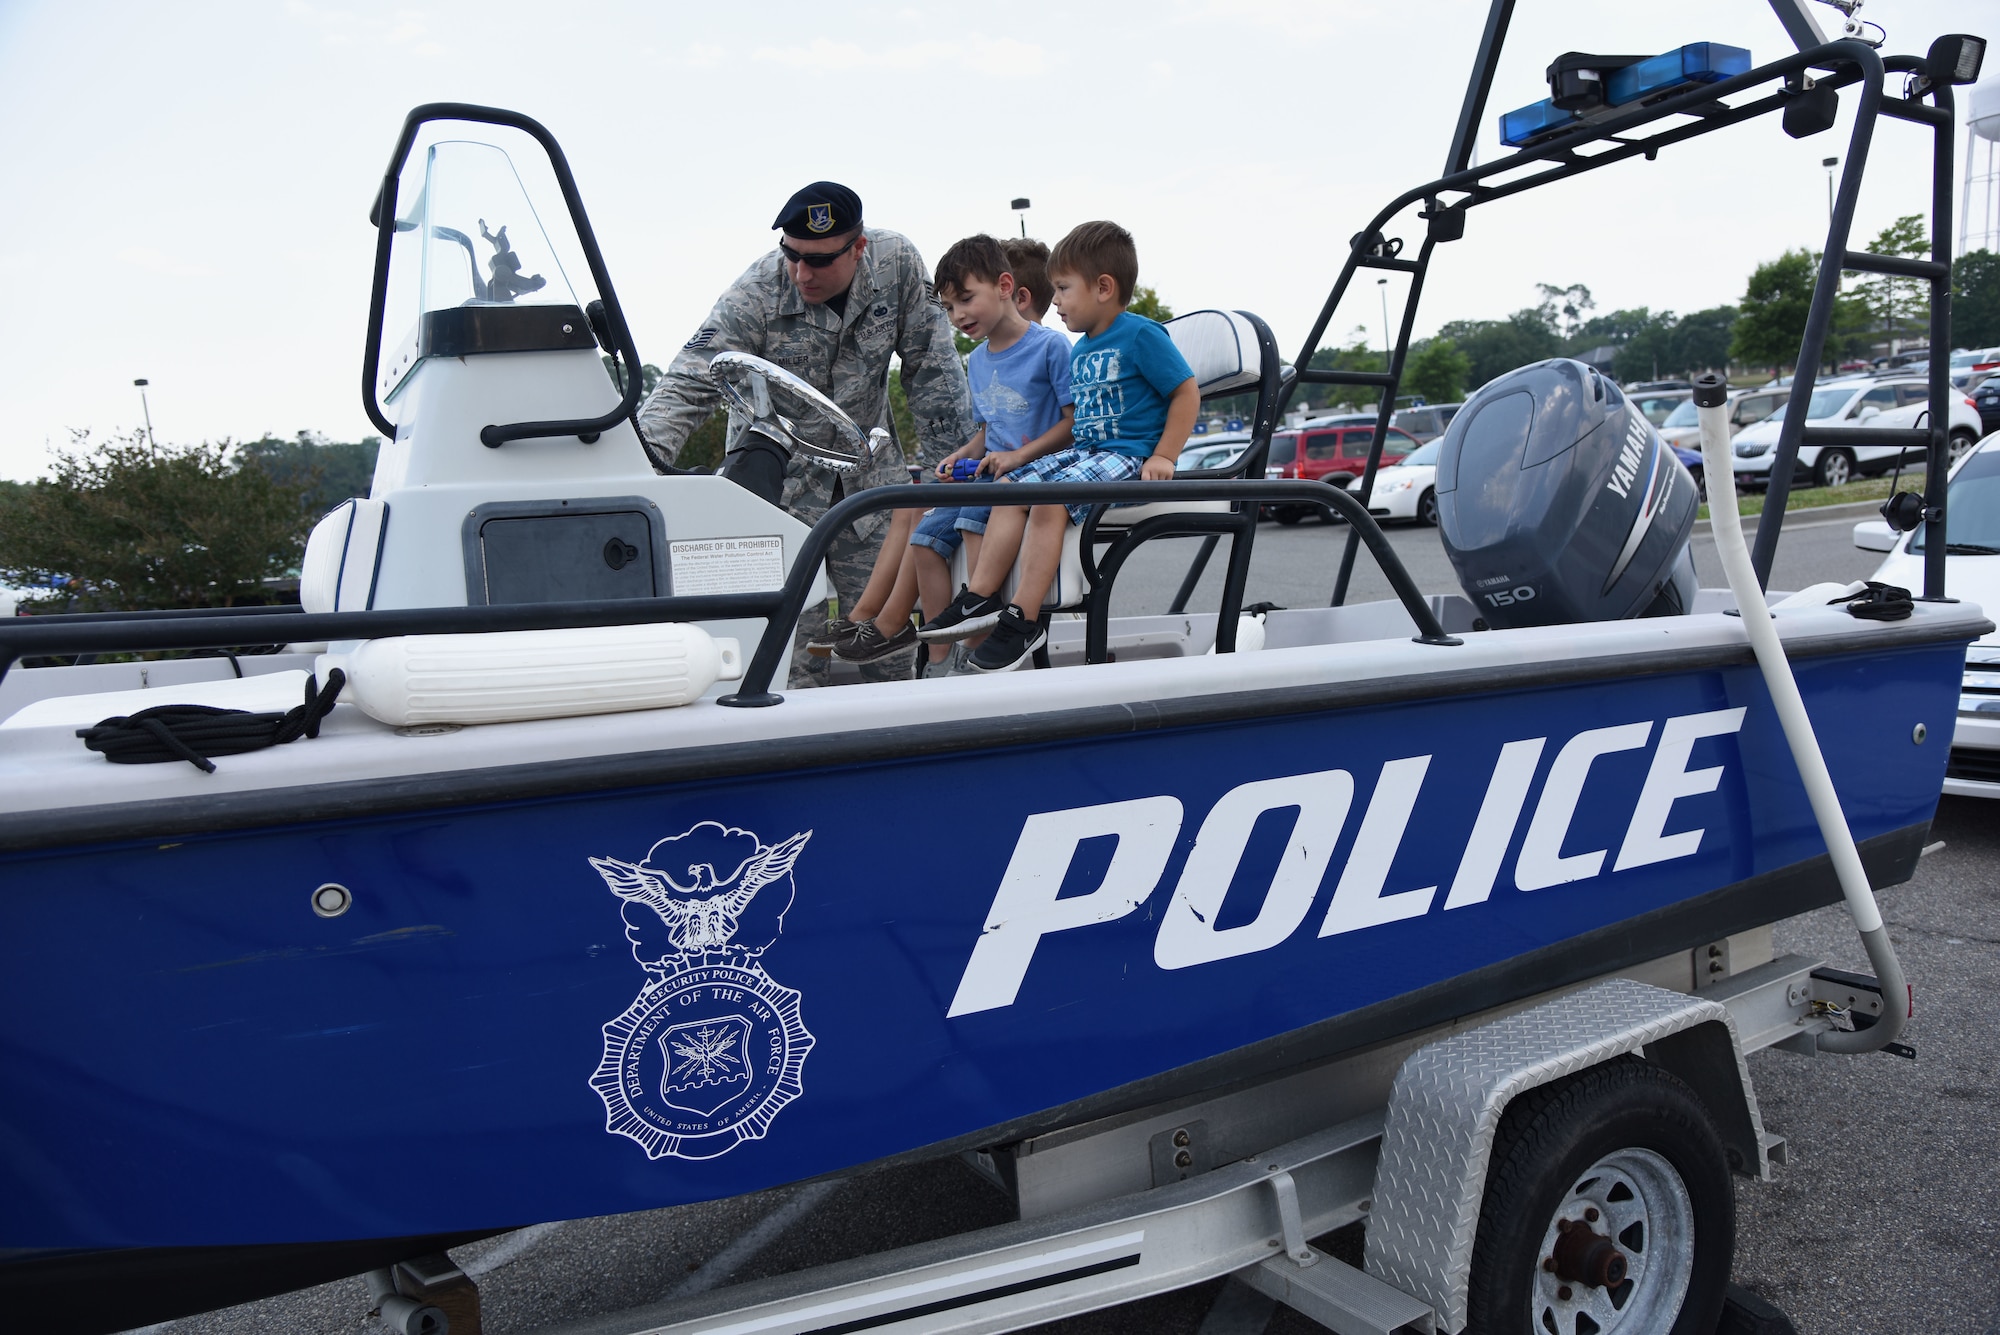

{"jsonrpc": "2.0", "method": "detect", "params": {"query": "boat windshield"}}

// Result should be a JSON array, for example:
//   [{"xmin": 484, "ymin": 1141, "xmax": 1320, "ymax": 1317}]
[
  {"xmin": 1909, "ymin": 448, "xmax": 2000, "ymax": 553},
  {"xmin": 416, "ymin": 140, "xmax": 577, "ymax": 315},
  {"xmin": 379, "ymin": 139, "xmax": 580, "ymax": 394}
]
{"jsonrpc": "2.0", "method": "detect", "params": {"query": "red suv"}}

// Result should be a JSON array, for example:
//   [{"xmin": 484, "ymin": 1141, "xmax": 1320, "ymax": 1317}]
[{"xmin": 1263, "ymin": 424, "xmax": 1419, "ymax": 524}]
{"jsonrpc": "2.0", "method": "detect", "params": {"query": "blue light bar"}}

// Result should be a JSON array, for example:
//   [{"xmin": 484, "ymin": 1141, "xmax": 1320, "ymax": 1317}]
[
  {"xmin": 1498, "ymin": 98, "xmax": 1579, "ymax": 148},
  {"xmin": 1497, "ymin": 41, "xmax": 1753, "ymax": 149},
  {"xmin": 1605, "ymin": 42, "xmax": 1751, "ymax": 105}
]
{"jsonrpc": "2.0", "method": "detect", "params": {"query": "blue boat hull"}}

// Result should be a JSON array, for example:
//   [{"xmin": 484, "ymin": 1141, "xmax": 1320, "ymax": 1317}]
[{"xmin": 0, "ymin": 637, "xmax": 1967, "ymax": 1250}]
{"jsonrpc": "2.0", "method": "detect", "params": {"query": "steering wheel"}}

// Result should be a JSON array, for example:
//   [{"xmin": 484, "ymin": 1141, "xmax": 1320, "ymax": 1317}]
[{"xmin": 708, "ymin": 352, "xmax": 881, "ymax": 473}]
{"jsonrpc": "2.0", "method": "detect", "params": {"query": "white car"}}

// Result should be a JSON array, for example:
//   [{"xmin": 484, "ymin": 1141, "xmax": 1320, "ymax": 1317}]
[
  {"xmin": 1731, "ymin": 376, "xmax": 1983, "ymax": 489},
  {"xmin": 1853, "ymin": 431, "xmax": 2000, "ymax": 798},
  {"xmin": 1177, "ymin": 432, "xmax": 1251, "ymax": 473},
  {"xmin": 1657, "ymin": 387, "xmax": 1788, "ymax": 451},
  {"xmin": 1363, "ymin": 437, "xmax": 1441, "ymax": 525}
]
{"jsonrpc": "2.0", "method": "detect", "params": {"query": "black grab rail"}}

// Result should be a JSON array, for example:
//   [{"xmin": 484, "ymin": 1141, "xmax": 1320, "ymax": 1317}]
[
  {"xmin": 0, "ymin": 479, "xmax": 1454, "ymax": 701},
  {"xmin": 718, "ymin": 478, "xmax": 1459, "ymax": 706}
]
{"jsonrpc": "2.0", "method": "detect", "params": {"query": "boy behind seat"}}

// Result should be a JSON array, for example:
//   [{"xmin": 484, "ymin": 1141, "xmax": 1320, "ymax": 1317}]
[
  {"xmin": 919, "ymin": 221, "xmax": 1199, "ymax": 673},
  {"xmin": 834, "ymin": 235, "xmax": 1074, "ymax": 669}
]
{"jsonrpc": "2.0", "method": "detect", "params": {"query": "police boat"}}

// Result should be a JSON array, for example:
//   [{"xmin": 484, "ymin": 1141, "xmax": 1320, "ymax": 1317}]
[{"xmin": 1, "ymin": 12, "xmax": 1993, "ymax": 1330}]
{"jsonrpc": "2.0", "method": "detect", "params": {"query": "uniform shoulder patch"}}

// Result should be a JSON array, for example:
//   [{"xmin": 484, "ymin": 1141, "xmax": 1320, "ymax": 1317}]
[{"xmin": 684, "ymin": 327, "xmax": 718, "ymax": 351}]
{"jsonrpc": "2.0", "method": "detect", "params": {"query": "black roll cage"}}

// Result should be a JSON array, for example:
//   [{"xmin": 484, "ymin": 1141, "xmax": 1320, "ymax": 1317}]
[{"xmin": 1287, "ymin": 11, "xmax": 1966, "ymax": 606}]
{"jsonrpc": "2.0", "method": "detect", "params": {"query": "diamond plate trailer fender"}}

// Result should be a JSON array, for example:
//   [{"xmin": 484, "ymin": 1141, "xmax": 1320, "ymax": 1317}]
[{"xmin": 1363, "ymin": 978, "xmax": 1767, "ymax": 1334}]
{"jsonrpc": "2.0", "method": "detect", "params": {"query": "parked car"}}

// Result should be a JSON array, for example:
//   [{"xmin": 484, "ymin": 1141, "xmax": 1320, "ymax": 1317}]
[
  {"xmin": 1949, "ymin": 347, "xmax": 2000, "ymax": 375},
  {"xmin": 1388, "ymin": 402, "xmax": 1463, "ymax": 443},
  {"xmin": 1729, "ymin": 376, "xmax": 1983, "ymax": 488},
  {"xmin": 1625, "ymin": 378, "xmax": 1694, "ymax": 393},
  {"xmin": 1176, "ymin": 433, "xmax": 1251, "ymax": 473},
  {"xmin": 1364, "ymin": 437, "xmax": 1442, "ymax": 524},
  {"xmin": 1262, "ymin": 423, "xmax": 1418, "ymax": 523},
  {"xmin": 1657, "ymin": 387, "xmax": 1789, "ymax": 452},
  {"xmin": 1853, "ymin": 430, "xmax": 2000, "ymax": 797},
  {"xmin": 1973, "ymin": 375, "xmax": 2000, "ymax": 437},
  {"xmin": 1628, "ymin": 388, "xmax": 1694, "ymax": 428}
]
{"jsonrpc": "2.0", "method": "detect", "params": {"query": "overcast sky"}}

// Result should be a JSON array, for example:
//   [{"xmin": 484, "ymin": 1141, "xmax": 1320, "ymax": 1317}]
[{"xmin": 0, "ymin": 0, "xmax": 1989, "ymax": 480}]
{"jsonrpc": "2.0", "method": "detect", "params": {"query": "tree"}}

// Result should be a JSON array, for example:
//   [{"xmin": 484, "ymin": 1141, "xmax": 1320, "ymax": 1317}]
[
  {"xmin": 1730, "ymin": 249, "xmax": 1818, "ymax": 373},
  {"xmin": 1534, "ymin": 283, "xmax": 1596, "ymax": 340},
  {"xmin": 1847, "ymin": 214, "xmax": 1930, "ymax": 349},
  {"xmin": 1668, "ymin": 306, "xmax": 1739, "ymax": 376},
  {"xmin": 237, "ymin": 431, "xmax": 381, "ymax": 514},
  {"xmin": 1299, "ymin": 330, "xmax": 1386, "ymax": 409},
  {"xmin": 0, "ymin": 431, "xmax": 313, "ymax": 611},
  {"xmin": 1954, "ymin": 249, "xmax": 2000, "ymax": 348},
  {"xmin": 1436, "ymin": 309, "xmax": 1560, "ymax": 389},
  {"xmin": 602, "ymin": 356, "xmax": 663, "ymax": 398},
  {"xmin": 1126, "ymin": 286, "xmax": 1173, "ymax": 323},
  {"xmin": 1404, "ymin": 337, "xmax": 1470, "ymax": 404}
]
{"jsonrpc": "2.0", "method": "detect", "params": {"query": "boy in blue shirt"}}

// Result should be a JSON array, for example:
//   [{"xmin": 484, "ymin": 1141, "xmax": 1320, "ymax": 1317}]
[
  {"xmin": 834, "ymin": 234, "xmax": 1073, "ymax": 670},
  {"xmin": 919, "ymin": 220, "xmax": 1199, "ymax": 672}
]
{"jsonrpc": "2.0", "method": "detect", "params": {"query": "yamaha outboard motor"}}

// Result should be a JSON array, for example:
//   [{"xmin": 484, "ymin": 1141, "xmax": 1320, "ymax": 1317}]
[{"xmin": 1437, "ymin": 358, "xmax": 1698, "ymax": 628}]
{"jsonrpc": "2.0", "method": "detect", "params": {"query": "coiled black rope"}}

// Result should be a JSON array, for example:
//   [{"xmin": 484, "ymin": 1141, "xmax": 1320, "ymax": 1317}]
[
  {"xmin": 1833, "ymin": 582, "xmax": 1914, "ymax": 622},
  {"xmin": 76, "ymin": 670, "xmax": 346, "ymax": 773}
]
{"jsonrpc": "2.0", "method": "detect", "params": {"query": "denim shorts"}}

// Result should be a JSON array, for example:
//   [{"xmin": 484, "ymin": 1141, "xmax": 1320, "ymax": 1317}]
[
  {"xmin": 910, "ymin": 504, "xmax": 993, "ymax": 557},
  {"xmin": 1004, "ymin": 447, "xmax": 1145, "ymax": 524}
]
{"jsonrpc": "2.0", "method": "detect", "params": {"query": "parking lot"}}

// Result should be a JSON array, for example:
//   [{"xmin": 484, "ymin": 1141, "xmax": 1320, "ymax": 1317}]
[{"xmin": 136, "ymin": 511, "xmax": 1995, "ymax": 1335}]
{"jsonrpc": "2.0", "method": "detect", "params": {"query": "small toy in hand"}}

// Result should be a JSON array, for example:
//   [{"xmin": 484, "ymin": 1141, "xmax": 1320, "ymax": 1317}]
[{"xmin": 949, "ymin": 458, "xmax": 986, "ymax": 481}]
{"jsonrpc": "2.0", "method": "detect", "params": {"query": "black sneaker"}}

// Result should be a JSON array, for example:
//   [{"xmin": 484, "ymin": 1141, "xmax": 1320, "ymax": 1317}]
[
  {"xmin": 967, "ymin": 606, "xmax": 1046, "ymax": 673},
  {"xmin": 916, "ymin": 585, "xmax": 1007, "ymax": 642},
  {"xmin": 806, "ymin": 616, "xmax": 860, "ymax": 657},
  {"xmin": 833, "ymin": 619, "xmax": 917, "ymax": 664}
]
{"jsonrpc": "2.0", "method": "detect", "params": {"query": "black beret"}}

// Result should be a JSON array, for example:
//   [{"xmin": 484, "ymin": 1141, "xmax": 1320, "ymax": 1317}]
[{"xmin": 773, "ymin": 181, "xmax": 863, "ymax": 239}]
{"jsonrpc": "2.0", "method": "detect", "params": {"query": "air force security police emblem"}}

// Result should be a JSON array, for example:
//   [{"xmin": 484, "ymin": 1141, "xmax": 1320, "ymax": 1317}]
[
  {"xmin": 588, "ymin": 821, "xmax": 815, "ymax": 1160},
  {"xmin": 805, "ymin": 202, "xmax": 834, "ymax": 234}
]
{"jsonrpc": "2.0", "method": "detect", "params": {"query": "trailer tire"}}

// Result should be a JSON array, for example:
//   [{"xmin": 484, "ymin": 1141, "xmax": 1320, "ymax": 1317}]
[{"xmin": 1464, "ymin": 1056, "xmax": 1732, "ymax": 1335}]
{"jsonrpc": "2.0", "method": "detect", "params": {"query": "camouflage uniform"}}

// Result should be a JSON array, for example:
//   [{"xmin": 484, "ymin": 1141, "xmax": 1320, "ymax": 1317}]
[{"xmin": 636, "ymin": 228, "xmax": 974, "ymax": 687}]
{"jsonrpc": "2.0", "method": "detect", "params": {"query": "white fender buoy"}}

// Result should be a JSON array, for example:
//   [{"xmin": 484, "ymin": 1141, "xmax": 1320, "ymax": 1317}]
[{"xmin": 320, "ymin": 624, "xmax": 742, "ymax": 727}]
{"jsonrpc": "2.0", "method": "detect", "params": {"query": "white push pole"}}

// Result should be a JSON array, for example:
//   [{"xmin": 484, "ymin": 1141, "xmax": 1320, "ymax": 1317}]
[{"xmin": 1695, "ymin": 373, "xmax": 1908, "ymax": 1052}]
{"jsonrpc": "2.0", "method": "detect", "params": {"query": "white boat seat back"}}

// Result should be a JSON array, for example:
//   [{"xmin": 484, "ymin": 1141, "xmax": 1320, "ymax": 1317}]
[
  {"xmin": 1168, "ymin": 309, "xmax": 1265, "ymax": 400},
  {"xmin": 301, "ymin": 498, "xmax": 390, "ymax": 614}
]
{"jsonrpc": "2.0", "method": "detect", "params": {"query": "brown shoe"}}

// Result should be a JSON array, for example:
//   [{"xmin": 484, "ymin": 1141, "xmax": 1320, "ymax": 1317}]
[
  {"xmin": 833, "ymin": 619, "xmax": 918, "ymax": 664},
  {"xmin": 805, "ymin": 616, "xmax": 861, "ymax": 657}
]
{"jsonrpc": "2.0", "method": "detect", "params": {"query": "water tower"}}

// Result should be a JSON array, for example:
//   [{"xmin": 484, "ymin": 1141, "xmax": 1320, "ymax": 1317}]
[{"xmin": 1962, "ymin": 79, "xmax": 2000, "ymax": 257}]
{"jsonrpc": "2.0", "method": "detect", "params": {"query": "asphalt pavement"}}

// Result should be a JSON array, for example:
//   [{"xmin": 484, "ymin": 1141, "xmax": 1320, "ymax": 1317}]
[{"xmin": 131, "ymin": 509, "xmax": 1995, "ymax": 1335}]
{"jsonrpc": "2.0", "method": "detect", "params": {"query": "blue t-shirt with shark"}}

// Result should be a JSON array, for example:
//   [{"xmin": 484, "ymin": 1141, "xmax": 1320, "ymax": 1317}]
[{"xmin": 967, "ymin": 322, "xmax": 1074, "ymax": 452}]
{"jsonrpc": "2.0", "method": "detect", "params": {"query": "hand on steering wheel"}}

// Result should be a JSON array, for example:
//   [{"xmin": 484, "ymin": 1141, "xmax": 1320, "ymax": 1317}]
[{"xmin": 708, "ymin": 352, "xmax": 882, "ymax": 473}]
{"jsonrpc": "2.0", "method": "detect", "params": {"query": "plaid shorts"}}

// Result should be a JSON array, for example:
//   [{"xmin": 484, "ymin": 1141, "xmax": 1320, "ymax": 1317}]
[{"xmin": 1004, "ymin": 447, "xmax": 1145, "ymax": 524}]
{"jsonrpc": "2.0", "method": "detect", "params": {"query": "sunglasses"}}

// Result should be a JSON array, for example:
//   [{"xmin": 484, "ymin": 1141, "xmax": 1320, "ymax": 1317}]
[{"xmin": 779, "ymin": 234, "xmax": 860, "ymax": 269}]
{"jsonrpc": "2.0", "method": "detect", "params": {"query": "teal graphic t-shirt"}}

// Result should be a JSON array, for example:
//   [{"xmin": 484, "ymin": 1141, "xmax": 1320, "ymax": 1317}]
[{"xmin": 1068, "ymin": 312, "xmax": 1196, "ymax": 460}]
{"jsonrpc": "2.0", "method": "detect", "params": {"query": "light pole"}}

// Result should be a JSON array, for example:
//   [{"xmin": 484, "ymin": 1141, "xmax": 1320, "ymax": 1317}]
[
  {"xmin": 1377, "ymin": 277, "xmax": 1392, "ymax": 365},
  {"xmin": 133, "ymin": 378, "xmax": 155, "ymax": 451},
  {"xmin": 1011, "ymin": 197, "xmax": 1031, "ymax": 239},
  {"xmin": 1822, "ymin": 157, "xmax": 1839, "ymax": 222}
]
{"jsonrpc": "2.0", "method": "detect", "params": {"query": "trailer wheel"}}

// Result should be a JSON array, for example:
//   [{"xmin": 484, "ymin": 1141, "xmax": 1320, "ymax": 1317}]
[{"xmin": 1464, "ymin": 1056, "xmax": 1732, "ymax": 1335}]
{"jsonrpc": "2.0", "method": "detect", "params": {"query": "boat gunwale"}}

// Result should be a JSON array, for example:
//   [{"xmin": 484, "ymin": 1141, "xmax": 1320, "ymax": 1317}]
[{"xmin": 0, "ymin": 612, "xmax": 1982, "ymax": 855}]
